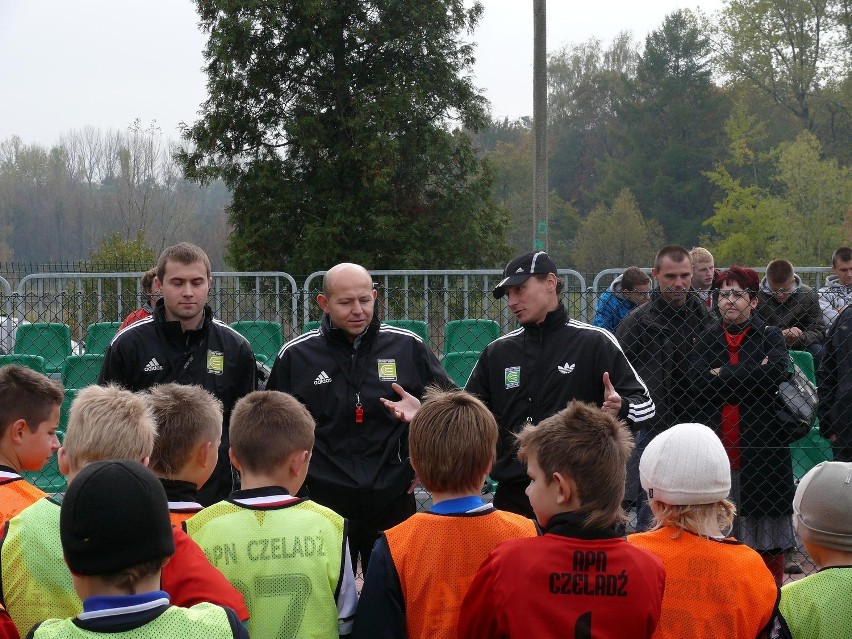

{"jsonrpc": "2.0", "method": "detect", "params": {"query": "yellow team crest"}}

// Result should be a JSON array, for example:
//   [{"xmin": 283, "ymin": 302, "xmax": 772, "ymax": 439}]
[
  {"xmin": 378, "ymin": 359, "xmax": 397, "ymax": 381},
  {"xmin": 207, "ymin": 350, "xmax": 224, "ymax": 375}
]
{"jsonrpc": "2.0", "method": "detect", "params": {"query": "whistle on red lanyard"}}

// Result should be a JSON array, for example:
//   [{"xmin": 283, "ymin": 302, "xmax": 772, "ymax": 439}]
[{"xmin": 355, "ymin": 393, "xmax": 364, "ymax": 424}]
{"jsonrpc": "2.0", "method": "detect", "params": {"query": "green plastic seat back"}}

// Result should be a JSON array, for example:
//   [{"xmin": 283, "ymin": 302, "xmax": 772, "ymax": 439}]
[
  {"xmin": 230, "ymin": 321, "xmax": 284, "ymax": 363},
  {"xmin": 0, "ymin": 353, "xmax": 46, "ymax": 374},
  {"xmin": 384, "ymin": 319, "xmax": 429, "ymax": 344},
  {"xmin": 444, "ymin": 319, "xmax": 500, "ymax": 356},
  {"xmin": 14, "ymin": 323, "xmax": 72, "ymax": 375},
  {"xmin": 85, "ymin": 322, "xmax": 121, "ymax": 355},
  {"xmin": 62, "ymin": 354, "xmax": 104, "ymax": 389},
  {"xmin": 442, "ymin": 350, "xmax": 481, "ymax": 387}
]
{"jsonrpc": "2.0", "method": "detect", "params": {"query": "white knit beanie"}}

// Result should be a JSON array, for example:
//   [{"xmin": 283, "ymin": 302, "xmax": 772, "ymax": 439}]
[
  {"xmin": 793, "ymin": 461, "xmax": 852, "ymax": 553},
  {"xmin": 640, "ymin": 423, "xmax": 731, "ymax": 505}
]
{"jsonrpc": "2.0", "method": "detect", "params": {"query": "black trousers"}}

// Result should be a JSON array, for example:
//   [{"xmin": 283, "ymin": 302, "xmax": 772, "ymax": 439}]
[
  {"xmin": 492, "ymin": 479, "xmax": 535, "ymax": 520},
  {"xmin": 348, "ymin": 491, "xmax": 416, "ymax": 576}
]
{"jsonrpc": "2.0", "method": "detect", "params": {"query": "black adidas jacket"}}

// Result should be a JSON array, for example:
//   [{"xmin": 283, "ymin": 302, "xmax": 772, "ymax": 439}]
[
  {"xmin": 465, "ymin": 303, "xmax": 654, "ymax": 484},
  {"xmin": 98, "ymin": 300, "xmax": 257, "ymax": 503},
  {"xmin": 266, "ymin": 313, "xmax": 452, "ymax": 522}
]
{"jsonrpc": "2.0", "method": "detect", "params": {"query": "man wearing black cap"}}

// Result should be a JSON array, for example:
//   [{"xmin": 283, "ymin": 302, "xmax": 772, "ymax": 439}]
[
  {"xmin": 466, "ymin": 251, "xmax": 655, "ymax": 515},
  {"xmin": 385, "ymin": 251, "xmax": 655, "ymax": 517}
]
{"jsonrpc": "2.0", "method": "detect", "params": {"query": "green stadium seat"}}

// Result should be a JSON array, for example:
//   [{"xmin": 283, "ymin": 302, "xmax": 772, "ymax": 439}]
[
  {"xmin": 444, "ymin": 319, "xmax": 500, "ymax": 356},
  {"xmin": 0, "ymin": 354, "xmax": 46, "ymax": 374},
  {"xmin": 14, "ymin": 322, "xmax": 72, "ymax": 376},
  {"xmin": 791, "ymin": 427, "xmax": 834, "ymax": 482},
  {"xmin": 385, "ymin": 319, "xmax": 429, "ymax": 344},
  {"xmin": 787, "ymin": 350, "xmax": 830, "ymax": 481},
  {"xmin": 62, "ymin": 354, "xmax": 104, "ymax": 389},
  {"xmin": 788, "ymin": 350, "xmax": 816, "ymax": 383},
  {"xmin": 85, "ymin": 321, "xmax": 121, "ymax": 355},
  {"xmin": 302, "ymin": 320, "xmax": 322, "ymax": 334},
  {"xmin": 443, "ymin": 350, "xmax": 481, "ymax": 387},
  {"xmin": 231, "ymin": 321, "xmax": 284, "ymax": 365}
]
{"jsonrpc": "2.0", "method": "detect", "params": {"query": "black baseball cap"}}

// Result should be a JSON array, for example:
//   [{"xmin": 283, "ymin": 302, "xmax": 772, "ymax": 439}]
[{"xmin": 493, "ymin": 251, "xmax": 558, "ymax": 299}]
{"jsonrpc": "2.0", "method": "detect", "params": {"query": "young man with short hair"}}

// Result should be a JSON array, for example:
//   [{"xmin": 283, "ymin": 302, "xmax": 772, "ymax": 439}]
[
  {"xmin": 616, "ymin": 246, "xmax": 716, "ymax": 529},
  {"xmin": 818, "ymin": 246, "xmax": 852, "ymax": 328},
  {"xmin": 99, "ymin": 242, "xmax": 257, "ymax": 504},
  {"xmin": 384, "ymin": 251, "xmax": 655, "ymax": 519},
  {"xmin": 593, "ymin": 266, "xmax": 652, "ymax": 333},
  {"xmin": 690, "ymin": 246, "xmax": 717, "ymax": 307},
  {"xmin": 756, "ymin": 258, "xmax": 824, "ymax": 360}
]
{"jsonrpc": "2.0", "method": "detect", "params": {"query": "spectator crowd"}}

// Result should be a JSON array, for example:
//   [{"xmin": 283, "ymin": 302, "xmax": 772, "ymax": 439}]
[{"xmin": 0, "ymin": 241, "xmax": 851, "ymax": 639}]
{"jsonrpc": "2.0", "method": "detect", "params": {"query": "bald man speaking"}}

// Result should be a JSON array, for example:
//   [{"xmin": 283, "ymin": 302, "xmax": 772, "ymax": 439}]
[{"xmin": 266, "ymin": 263, "xmax": 451, "ymax": 573}]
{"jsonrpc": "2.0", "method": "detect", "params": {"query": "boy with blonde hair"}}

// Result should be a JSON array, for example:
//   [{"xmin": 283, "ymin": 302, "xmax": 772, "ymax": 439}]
[
  {"xmin": 458, "ymin": 401, "xmax": 665, "ymax": 638},
  {"xmin": 628, "ymin": 423, "xmax": 778, "ymax": 638},
  {"xmin": 0, "ymin": 365, "xmax": 63, "ymax": 522},
  {"xmin": 184, "ymin": 390, "xmax": 358, "ymax": 638},
  {"xmin": 29, "ymin": 460, "xmax": 247, "ymax": 639},
  {"xmin": 353, "ymin": 388, "xmax": 536, "ymax": 639},
  {"xmin": 772, "ymin": 461, "xmax": 852, "ymax": 638},
  {"xmin": 0, "ymin": 385, "xmax": 248, "ymax": 634},
  {"xmin": 148, "ymin": 384, "xmax": 223, "ymax": 523},
  {"xmin": 690, "ymin": 246, "xmax": 717, "ymax": 307}
]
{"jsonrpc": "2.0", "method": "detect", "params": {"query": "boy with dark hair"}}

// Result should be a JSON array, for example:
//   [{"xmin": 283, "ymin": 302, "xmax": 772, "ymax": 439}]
[
  {"xmin": 118, "ymin": 267, "xmax": 161, "ymax": 330},
  {"xmin": 0, "ymin": 385, "xmax": 249, "ymax": 634},
  {"xmin": 628, "ymin": 423, "xmax": 778, "ymax": 638},
  {"xmin": 148, "ymin": 383, "xmax": 223, "ymax": 523},
  {"xmin": 458, "ymin": 401, "xmax": 665, "ymax": 638},
  {"xmin": 757, "ymin": 258, "xmax": 824, "ymax": 357},
  {"xmin": 185, "ymin": 390, "xmax": 358, "ymax": 638},
  {"xmin": 818, "ymin": 246, "xmax": 852, "ymax": 327},
  {"xmin": 593, "ymin": 266, "xmax": 652, "ymax": 333},
  {"xmin": 353, "ymin": 388, "xmax": 536, "ymax": 639},
  {"xmin": 26, "ymin": 460, "xmax": 247, "ymax": 639},
  {"xmin": 0, "ymin": 366, "xmax": 63, "ymax": 522},
  {"xmin": 772, "ymin": 461, "xmax": 852, "ymax": 638}
]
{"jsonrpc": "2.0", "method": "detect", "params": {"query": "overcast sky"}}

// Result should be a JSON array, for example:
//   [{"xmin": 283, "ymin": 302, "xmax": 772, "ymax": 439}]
[{"xmin": 0, "ymin": 0, "xmax": 724, "ymax": 147}]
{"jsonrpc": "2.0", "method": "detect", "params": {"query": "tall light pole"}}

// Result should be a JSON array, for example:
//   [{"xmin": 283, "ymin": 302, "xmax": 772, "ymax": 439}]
[{"xmin": 532, "ymin": 0, "xmax": 548, "ymax": 251}]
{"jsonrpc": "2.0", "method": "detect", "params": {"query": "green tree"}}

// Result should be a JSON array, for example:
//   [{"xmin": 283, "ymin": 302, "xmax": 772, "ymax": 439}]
[
  {"xmin": 597, "ymin": 10, "xmax": 730, "ymax": 246},
  {"xmin": 716, "ymin": 0, "xmax": 851, "ymax": 160},
  {"xmin": 179, "ymin": 1, "xmax": 509, "ymax": 272},
  {"xmin": 487, "ymin": 133, "xmax": 580, "ymax": 267},
  {"xmin": 547, "ymin": 33, "xmax": 639, "ymax": 212},
  {"xmin": 705, "ymin": 130, "xmax": 852, "ymax": 264},
  {"xmin": 572, "ymin": 188, "xmax": 664, "ymax": 273},
  {"xmin": 774, "ymin": 131, "xmax": 852, "ymax": 264},
  {"xmin": 88, "ymin": 233, "xmax": 157, "ymax": 271}
]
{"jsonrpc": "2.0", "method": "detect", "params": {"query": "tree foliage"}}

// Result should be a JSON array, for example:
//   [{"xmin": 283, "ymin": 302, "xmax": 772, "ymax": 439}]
[
  {"xmin": 179, "ymin": 1, "xmax": 509, "ymax": 272},
  {"xmin": 487, "ymin": 131, "xmax": 580, "ymax": 267},
  {"xmin": 0, "ymin": 128, "xmax": 229, "ymax": 265},
  {"xmin": 717, "ymin": 0, "xmax": 851, "ymax": 160},
  {"xmin": 705, "ymin": 129, "xmax": 852, "ymax": 264},
  {"xmin": 572, "ymin": 188, "xmax": 664, "ymax": 273},
  {"xmin": 596, "ymin": 10, "xmax": 730, "ymax": 246},
  {"xmin": 547, "ymin": 33, "xmax": 639, "ymax": 212}
]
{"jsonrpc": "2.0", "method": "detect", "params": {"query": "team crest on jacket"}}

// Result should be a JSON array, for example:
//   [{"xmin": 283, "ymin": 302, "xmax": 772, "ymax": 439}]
[
  {"xmin": 505, "ymin": 366, "xmax": 520, "ymax": 388},
  {"xmin": 206, "ymin": 350, "xmax": 224, "ymax": 375},
  {"xmin": 378, "ymin": 359, "xmax": 397, "ymax": 381}
]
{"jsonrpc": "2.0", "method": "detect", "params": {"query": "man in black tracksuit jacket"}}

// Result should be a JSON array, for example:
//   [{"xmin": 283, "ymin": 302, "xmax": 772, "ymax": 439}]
[
  {"xmin": 466, "ymin": 252, "xmax": 655, "ymax": 517},
  {"xmin": 99, "ymin": 243, "xmax": 257, "ymax": 505},
  {"xmin": 266, "ymin": 263, "xmax": 451, "ymax": 573}
]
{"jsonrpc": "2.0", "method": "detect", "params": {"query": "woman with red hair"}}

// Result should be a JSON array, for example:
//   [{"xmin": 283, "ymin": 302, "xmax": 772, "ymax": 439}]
[{"xmin": 689, "ymin": 266, "xmax": 795, "ymax": 584}]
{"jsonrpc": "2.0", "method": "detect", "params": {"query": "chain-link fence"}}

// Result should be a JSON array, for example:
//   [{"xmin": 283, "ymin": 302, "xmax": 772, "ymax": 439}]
[{"xmin": 3, "ymin": 267, "xmax": 847, "ymax": 584}]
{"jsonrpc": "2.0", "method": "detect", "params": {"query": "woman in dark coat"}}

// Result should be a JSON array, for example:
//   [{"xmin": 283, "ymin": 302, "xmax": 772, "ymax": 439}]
[{"xmin": 689, "ymin": 266, "xmax": 794, "ymax": 584}]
